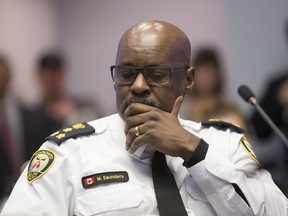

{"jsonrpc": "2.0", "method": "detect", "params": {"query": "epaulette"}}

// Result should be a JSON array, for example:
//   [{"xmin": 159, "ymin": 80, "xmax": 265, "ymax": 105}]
[
  {"xmin": 201, "ymin": 119, "xmax": 245, "ymax": 134},
  {"xmin": 46, "ymin": 122, "xmax": 95, "ymax": 145}
]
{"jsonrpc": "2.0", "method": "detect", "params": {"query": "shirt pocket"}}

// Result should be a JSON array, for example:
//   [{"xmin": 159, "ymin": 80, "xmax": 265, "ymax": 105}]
[{"xmin": 76, "ymin": 184, "xmax": 144, "ymax": 216}]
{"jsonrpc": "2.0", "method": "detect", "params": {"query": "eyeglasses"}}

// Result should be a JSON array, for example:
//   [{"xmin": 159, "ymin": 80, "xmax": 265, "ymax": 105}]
[{"xmin": 110, "ymin": 65, "xmax": 189, "ymax": 85}]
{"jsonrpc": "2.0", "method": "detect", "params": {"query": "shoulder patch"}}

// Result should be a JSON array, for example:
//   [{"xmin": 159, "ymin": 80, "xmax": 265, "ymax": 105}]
[
  {"xmin": 201, "ymin": 119, "xmax": 245, "ymax": 134},
  {"xmin": 27, "ymin": 149, "xmax": 55, "ymax": 183},
  {"xmin": 46, "ymin": 122, "xmax": 95, "ymax": 145}
]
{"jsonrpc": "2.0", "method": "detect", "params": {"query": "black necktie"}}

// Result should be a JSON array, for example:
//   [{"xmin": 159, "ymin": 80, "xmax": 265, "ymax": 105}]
[{"xmin": 152, "ymin": 151, "xmax": 188, "ymax": 216}]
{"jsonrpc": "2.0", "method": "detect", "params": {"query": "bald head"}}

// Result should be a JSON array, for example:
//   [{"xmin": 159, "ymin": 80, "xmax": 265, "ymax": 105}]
[
  {"xmin": 113, "ymin": 21, "xmax": 194, "ymax": 119},
  {"xmin": 116, "ymin": 20, "xmax": 191, "ymax": 66}
]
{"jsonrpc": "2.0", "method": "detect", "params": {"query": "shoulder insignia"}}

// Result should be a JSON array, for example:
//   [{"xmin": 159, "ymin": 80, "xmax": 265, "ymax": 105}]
[
  {"xmin": 46, "ymin": 122, "xmax": 95, "ymax": 145},
  {"xmin": 27, "ymin": 149, "xmax": 55, "ymax": 183},
  {"xmin": 201, "ymin": 119, "xmax": 245, "ymax": 134},
  {"xmin": 240, "ymin": 137, "xmax": 260, "ymax": 165}
]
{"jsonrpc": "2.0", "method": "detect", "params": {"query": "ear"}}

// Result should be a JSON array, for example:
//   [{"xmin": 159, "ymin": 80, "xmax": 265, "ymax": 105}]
[{"xmin": 185, "ymin": 67, "xmax": 194, "ymax": 94}]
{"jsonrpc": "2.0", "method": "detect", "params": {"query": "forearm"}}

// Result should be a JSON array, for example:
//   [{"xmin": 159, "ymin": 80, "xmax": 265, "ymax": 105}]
[{"xmin": 185, "ymin": 140, "xmax": 288, "ymax": 215}]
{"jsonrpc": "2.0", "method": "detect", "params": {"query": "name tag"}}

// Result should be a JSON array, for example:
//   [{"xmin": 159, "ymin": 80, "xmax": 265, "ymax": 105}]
[{"xmin": 82, "ymin": 171, "xmax": 129, "ymax": 188}]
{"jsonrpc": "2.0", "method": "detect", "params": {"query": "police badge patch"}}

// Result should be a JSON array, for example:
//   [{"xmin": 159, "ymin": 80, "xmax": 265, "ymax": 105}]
[{"xmin": 27, "ymin": 150, "xmax": 56, "ymax": 183}]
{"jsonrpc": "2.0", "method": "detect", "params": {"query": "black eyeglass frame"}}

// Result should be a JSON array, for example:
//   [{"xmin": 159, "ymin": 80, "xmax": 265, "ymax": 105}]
[{"xmin": 110, "ymin": 65, "xmax": 189, "ymax": 85}]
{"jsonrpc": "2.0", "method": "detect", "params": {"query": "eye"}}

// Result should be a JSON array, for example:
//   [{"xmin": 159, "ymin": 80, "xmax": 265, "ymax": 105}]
[
  {"xmin": 116, "ymin": 67, "xmax": 137, "ymax": 81},
  {"xmin": 147, "ymin": 68, "xmax": 168, "ymax": 81},
  {"xmin": 120, "ymin": 69, "xmax": 134, "ymax": 78}
]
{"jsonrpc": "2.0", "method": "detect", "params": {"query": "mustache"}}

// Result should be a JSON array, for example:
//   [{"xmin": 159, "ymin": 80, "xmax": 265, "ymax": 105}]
[{"xmin": 121, "ymin": 97, "xmax": 160, "ymax": 112}]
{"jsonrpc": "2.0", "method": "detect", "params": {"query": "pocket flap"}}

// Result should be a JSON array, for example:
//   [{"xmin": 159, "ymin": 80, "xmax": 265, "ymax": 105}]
[{"xmin": 77, "ymin": 184, "xmax": 143, "ymax": 215}]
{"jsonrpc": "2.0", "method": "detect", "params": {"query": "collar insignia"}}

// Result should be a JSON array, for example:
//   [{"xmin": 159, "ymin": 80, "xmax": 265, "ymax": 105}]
[
  {"xmin": 82, "ymin": 171, "xmax": 129, "ymax": 189},
  {"xmin": 27, "ymin": 150, "xmax": 55, "ymax": 183}
]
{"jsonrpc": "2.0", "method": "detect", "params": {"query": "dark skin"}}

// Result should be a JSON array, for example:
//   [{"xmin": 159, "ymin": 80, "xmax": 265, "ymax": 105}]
[{"xmin": 113, "ymin": 20, "xmax": 200, "ymax": 161}]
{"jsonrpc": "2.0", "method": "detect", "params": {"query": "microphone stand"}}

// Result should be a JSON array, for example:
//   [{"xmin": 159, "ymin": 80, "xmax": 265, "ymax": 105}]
[{"xmin": 249, "ymin": 97, "xmax": 288, "ymax": 148}]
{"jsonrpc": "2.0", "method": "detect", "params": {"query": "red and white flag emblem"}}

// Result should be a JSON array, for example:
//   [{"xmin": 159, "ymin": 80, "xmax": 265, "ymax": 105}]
[{"xmin": 84, "ymin": 177, "xmax": 95, "ymax": 186}]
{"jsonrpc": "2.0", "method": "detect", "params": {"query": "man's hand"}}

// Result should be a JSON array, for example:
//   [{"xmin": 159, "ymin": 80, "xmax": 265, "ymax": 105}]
[{"xmin": 124, "ymin": 96, "xmax": 200, "ymax": 160}]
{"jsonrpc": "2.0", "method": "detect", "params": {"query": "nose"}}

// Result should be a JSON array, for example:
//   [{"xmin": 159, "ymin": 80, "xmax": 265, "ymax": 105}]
[{"xmin": 130, "ymin": 73, "xmax": 150, "ymax": 95}]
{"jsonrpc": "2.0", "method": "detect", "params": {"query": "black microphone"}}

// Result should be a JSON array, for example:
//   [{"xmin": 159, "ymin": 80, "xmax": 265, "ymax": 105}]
[{"xmin": 238, "ymin": 84, "xmax": 288, "ymax": 148}]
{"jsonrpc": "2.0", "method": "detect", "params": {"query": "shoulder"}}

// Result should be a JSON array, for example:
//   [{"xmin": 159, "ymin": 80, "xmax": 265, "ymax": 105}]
[
  {"xmin": 45, "ymin": 114, "xmax": 120, "ymax": 146},
  {"xmin": 45, "ymin": 122, "xmax": 95, "ymax": 145},
  {"xmin": 201, "ymin": 119, "xmax": 245, "ymax": 134},
  {"xmin": 179, "ymin": 117, "xmax": 202, "ymax": 131}
]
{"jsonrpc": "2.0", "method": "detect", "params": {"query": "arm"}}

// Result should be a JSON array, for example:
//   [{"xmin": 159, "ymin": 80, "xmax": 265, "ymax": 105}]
[
  {"xmin": 124, "ymin": 97, "xmax": 288, "ymax": 215},
  {"xmin": 1, "ymin": 142, "xmax": 76, "ymax": 216},
  {"xmin": 185, "ymin": 133, "xmax": 288, "ymax": 215}
]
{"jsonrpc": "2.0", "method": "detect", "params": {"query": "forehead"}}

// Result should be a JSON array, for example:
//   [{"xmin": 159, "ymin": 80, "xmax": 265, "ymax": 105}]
[
  {"xmin": 116, "ymin": 22, "xmax": 186, "ymax": 66},
  {"xmin": 125, "ymin": 22, "xmax": 169, "ymax": 48},
  {"xmin": 116, "ymin": 38, "xmax": 172, "ymax": 67},
  {"xmin": 116, "ymin": 21, "xmax": 191, "ymax": 68}
]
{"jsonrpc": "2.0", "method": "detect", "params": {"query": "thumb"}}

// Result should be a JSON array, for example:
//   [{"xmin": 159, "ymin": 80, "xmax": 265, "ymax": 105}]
[{"xmin": 171, "ymin": 96, "xmax": 183, "ymax": 117}]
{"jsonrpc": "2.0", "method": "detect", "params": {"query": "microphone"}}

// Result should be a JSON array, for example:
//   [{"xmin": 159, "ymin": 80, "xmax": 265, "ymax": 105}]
[{"xmin": 238, "ymin": 84, "xmax": 288, "ymax": 148}]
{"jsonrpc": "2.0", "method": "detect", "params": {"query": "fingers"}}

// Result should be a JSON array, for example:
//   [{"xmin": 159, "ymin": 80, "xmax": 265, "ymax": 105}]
[
  {"xmin": 127, "ymin": 136, "xmax": 140, "ymax": 154},
  {"xmin": 135, "ymin": 126, "xmax": 140, "ymax": 137},
  {"xmin": 127, "ymin": 138, "xmax": 145, "ymax": 154},
  {"xmin": 171, "ymin": 96, "xmax": 183, "ymax": 117},
  {"xmin": 124, "ymin": 103, "xmax": 152, "ymax": 120},
  {"xmin": 124, "ymin": 114, "xmax": 144, "ymax": 135},
  {"xmin": 124, "ymin": 97, "xmax": 183, "ymax": 154},
  {"xmin": 124, "ymin": 103, "xmax": 155, "ymax": 153},
  {"xmin": 124, "ymin": 103, "xmax": 156, "ymax": 135},
  {"xmin": 126, "ymin": 125, "xmax": 145, "ymax": 153}
]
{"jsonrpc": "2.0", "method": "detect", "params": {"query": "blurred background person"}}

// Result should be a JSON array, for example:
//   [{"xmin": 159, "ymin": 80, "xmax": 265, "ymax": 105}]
[
  {"xmin": 192, "ymin": 98, "xmax": 252, "ymax": 141},
  {"xmin": 21, "ymin": 51, "xmax": 104, "ymax": 161},
  {"xmin": 0, "ymin": 54, "xmax": 24, "ymax": 208},
  {"xmin": 180, "ymin": 46, "xmax": 226, "ymax": 120},
  {"xmin": 250, "ymin": 18, "xmax": 288, "ymax": 196},
  {"xmin": 180, "ymin": 46, "xmax": 252, "ymax": 138}
]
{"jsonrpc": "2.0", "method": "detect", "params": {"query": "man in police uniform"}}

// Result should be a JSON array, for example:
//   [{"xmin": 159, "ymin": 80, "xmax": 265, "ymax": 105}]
[{"xmin": 1, "ymin": 20, "xmax": 288, "ymax": 216}]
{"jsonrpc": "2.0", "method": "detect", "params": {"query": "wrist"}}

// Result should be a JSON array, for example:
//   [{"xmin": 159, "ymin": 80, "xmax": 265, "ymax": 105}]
[
  {"xmin": 183, "ymin": 139, "xmax": 209, "ymax": 168},
  {"xmin": 179, "ymin": 135, "xmax": 201, "ymax": 161}
]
